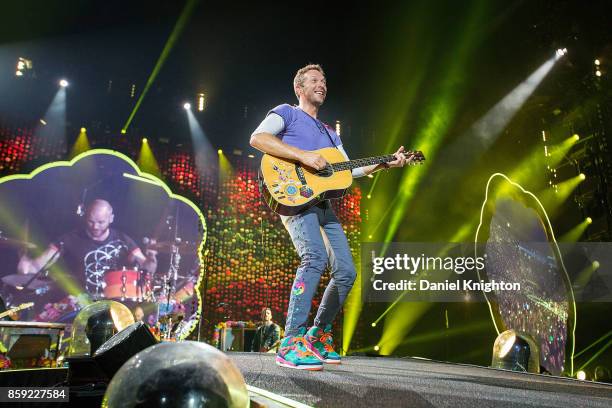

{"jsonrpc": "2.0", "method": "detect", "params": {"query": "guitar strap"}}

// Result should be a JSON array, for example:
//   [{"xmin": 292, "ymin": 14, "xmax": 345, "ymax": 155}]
[
  {"xmin": 322, "ymin": 124, "xmax": 339, "ymax": 149},
  {"xmin": 296, "ymin": 106, "xmax": 339, "ymax": 149}
]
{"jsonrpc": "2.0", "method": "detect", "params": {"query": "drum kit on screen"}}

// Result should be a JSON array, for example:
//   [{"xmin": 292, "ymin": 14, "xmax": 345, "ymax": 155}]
[{"xmin": 1, "ymin": 232, "xmax": 198, "ymax": 318}]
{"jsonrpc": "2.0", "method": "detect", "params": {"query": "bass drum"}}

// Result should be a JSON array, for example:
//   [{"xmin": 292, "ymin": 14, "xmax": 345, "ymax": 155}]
[{"xmin": 104, "ymin": 268, "xmax": 139, "ymax": 301}]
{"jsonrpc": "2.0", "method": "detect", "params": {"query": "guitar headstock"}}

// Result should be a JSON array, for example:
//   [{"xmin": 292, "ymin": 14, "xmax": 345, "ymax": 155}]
[
  {"xmin": 17, "ymin": 302, "xmax": 34, "ymax": 311},
  {"xmin": 402, "ymin": 150, "xmax": 425, "ymax": 165}
]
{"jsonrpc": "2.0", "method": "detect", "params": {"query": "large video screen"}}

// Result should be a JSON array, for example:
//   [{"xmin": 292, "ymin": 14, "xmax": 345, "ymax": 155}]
[{"xmin": 0, "ymin": 151, "xmax": 205, "ymax": 339}]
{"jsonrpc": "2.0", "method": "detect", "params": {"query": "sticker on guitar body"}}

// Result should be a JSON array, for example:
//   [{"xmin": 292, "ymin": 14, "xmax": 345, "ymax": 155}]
[{"xmin": 271, "ymin": 161, "xmax": 302, "ymax": 203}]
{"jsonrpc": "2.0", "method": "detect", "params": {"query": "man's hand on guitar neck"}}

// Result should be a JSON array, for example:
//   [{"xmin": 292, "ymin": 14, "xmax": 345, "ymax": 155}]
[
  {"xmin": 387, "ymin": 146, "xmax": 408, "ymax": 168},
  {"xmin": 300, "ymin": 150, "xmax": 328, "ymax": 171}
]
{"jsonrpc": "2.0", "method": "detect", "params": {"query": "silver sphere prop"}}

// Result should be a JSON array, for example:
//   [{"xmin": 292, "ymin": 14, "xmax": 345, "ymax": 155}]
[{"xmin": 103, "ymin": 341, "xmax": 249, "ymax": 408}]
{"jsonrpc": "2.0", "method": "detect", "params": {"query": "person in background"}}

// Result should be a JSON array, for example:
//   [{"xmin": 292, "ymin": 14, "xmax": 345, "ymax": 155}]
[{"xmin": 251, "ymin": 307, "xmax": 281, "ymax": 353}]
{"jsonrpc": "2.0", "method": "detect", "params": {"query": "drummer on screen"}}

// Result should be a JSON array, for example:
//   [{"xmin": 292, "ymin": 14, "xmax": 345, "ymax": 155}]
[{"xmin": 17, "ymin": 199, "xmax": 157, "ymax": 298}]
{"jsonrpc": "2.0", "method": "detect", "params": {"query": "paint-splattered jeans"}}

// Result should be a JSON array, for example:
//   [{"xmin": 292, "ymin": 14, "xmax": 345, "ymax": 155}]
[{"xmin": 280, "ymin": 201, "xmax": 357, "ymax": 337}]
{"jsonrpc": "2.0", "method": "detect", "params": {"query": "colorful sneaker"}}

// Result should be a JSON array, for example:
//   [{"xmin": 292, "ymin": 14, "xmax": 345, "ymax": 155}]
[
  {"xmin": 275, "ymin": 328, "xmax": 323, "ymax": 371},
  {"xmin": 305, "ymin": 324, "xmax": 342, "ymax": 364}
]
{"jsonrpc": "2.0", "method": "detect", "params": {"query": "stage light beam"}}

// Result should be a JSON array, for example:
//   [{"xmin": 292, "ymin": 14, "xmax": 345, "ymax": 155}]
[
  {"xmin": 137, "ymin": 138, "xmax": 160, "ymax": 176},
  {"xmin": 70, "ymin": 127, "xmax": 91, "ymax": 158},
  {"xmin": 537, "ymin": 174, "xmax": 585, "ymax": 217},
  {"xmin": 36, "ymin": 86, "xmax": 67, "ymax": 151},
  {"xmin": 383, "ymin": 52, "xmax": 561, "ymax": 248},
  {"xmin": 59, "ymin": 79, "xmax": 69, "ymax": 87},
  {"xmin": 185, "ymin": 106, "xmax": 214, "ymax": 176},
  {"xmin": 121, "ymin": 0, "xmax": 199, "ymax": 134},
  {"xmin": 184, "ymin": 102, "xmax": 191, "ymax": 110},
  {"xmin": 559, "ymin": 218, "xmax": 592, "ymax": 242},
  {"xmin": 217, "ymin": 149, "xmax": 233, "ymax": 185}
]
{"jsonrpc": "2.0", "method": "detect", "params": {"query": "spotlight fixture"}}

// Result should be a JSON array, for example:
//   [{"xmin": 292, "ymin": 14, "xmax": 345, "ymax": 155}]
[
  {"xmin": 586, "ymin": 217, "xmax": 592, "ymax": 224},
  {"xmin": 576, "ymin": 370, "xmax": 587, "ymax": 381},
  {"xmin": 555, "ymin": 48, "xmax": 568, "ymax": 58},
  {"xmin": 142, "ymin": 138, "xmax": 148, "ymax": 143},
  {"xmin": 491, "ymin": 330, "xmax": 540, "ymax": 373},
  {"xmin": 16, "ymin": 57, "xmax": 33, "ymax": 77},
  {"xmin": 198, "ymin": 93, "xmax": 205, "ymax": 112},
  {"xmin": 80, "ymin": 127, "xmax": 86, "ymax": 133},
  {"xmin": 59, "ymin": 79, "xmax": 69, "ymax": 87},
  {"xmin": 595, "ymin": 70, "xmax": 602, "ymax": 77},
  {"xmin": 371, "ymin": 322, "xmax": 377, "ymax": 328},
  {"xmin": 373, "ymin": 345, "xmax": 380, "ymax": 352},
  {"xmin": 217, "ymin": 149, "xmax": 222, "ymax": 155},
  {"xmin": 183, "ymin": 102, "xmax": 191, "ymax": 110},
  {"xmin": 579, "ymin": 173, "xmax": 586, "ymax": 181},
  {"xmin": 594, "ymin": 59, "xmax": 601, "ymax": 66}
]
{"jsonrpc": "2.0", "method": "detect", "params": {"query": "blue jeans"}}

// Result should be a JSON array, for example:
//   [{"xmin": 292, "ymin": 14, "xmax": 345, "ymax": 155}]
[{"xmin": 280, "ymin": 201, "xmax": 357, "ymax": 337}]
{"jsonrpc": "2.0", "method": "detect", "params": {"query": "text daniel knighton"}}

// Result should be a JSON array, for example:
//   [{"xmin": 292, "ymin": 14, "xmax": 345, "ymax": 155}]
[{"xmin": 372, "ymin": 279, "xmax": 521, "ymax": 292}]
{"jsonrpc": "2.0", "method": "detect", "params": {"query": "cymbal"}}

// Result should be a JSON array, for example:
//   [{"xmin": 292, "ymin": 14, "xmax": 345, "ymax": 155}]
[
  {"xmin": 0, "ymin": 237, "xmax": 37, "ymax": 249},
  {"xmin": 158, "ymin": 312, "xmax": 185, "ymax": 323},
  {"xmin": 146, "ymin": 241, "xmax": 198, "ymax": 254},
  {"xmin": 2, "ymin": 274, "xmax": 50, "ymax": 290}
]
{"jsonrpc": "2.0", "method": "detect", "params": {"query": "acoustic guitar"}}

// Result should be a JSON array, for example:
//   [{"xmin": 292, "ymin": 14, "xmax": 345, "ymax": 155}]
[{"xmin": 259, "ymin": 147, "xmax": 425, "ymax": 215}]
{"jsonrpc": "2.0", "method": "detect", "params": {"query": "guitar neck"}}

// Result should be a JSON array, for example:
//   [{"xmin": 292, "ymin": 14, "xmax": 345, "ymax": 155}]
[
  {"xmin": 0, "ymin": 303, "xmax": 33, "ymax": 319},
  {"xmin": 331, "ymin": 155, "xmax": 396, "ymax": 172}
]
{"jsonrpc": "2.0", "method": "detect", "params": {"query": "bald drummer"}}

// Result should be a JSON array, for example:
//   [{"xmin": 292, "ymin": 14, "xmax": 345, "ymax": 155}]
[{"xmin": 18, "ymin": 199, "xmax": 157, "ymax": 297}]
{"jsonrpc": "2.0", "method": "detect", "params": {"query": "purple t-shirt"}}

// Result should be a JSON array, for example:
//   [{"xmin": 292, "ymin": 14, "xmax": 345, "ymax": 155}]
[{"xmin": 269, "ymin": 104, "xmax": 341, "ymax": 151}]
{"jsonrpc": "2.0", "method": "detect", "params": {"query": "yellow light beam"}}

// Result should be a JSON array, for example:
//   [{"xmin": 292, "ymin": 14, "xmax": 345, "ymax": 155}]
[
  {"xmin": 574, "ymin": 330, "xmax": 612, "ymax": 358},
  {"xmin": 574, "ymin": 261, "xmax": 600, "ymax": 292},
  {"xmin": 379, "ymin": 302, "xmax": 431, "ymax": 355},
  {"xmin": 122, "ymin": 0, "xmax": 199, "ymax": 133},
  {"xmin": 537, "ymin": 174, "xmax": 585, "ymax": 215},
  {"xmin": 559, "ymin": 218, "xmax": 591, "ymax": 242},
  {"xmin": 578, "ymin": 338, "xmax": 612, "ymax": 371},
  {"xmin": 137, "ymin": 138, "xmax": 161, "ymax": 177},
  {"xmin": 70, "ymin": 128, "xmax": 90, "ymax": 158},
  {"xmin": 218, "ymin": 150, "xmax": 233, "ymax": 185}
]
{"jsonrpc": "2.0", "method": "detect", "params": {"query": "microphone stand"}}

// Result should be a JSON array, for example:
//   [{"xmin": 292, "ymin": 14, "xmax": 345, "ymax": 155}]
[{"xmin": 165, "ymin": 206, "xmax": 181, "ymax": 310}]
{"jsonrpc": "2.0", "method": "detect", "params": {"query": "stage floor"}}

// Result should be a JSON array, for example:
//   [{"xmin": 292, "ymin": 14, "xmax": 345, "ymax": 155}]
[{"xmin": 229, "ymin": 353, "xmax": 612, "ymax": 408}]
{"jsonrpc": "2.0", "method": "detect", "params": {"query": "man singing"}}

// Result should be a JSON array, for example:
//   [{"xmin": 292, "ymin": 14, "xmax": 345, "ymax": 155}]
[{"xmin": 250, "ymin": 64, "xmax": 408, "ymax": 370}]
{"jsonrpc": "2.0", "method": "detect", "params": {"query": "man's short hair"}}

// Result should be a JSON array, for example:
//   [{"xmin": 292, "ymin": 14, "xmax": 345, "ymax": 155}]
[{"xmin": 293, "ymin": 64, "xmax": 325, "ymax": 100}]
